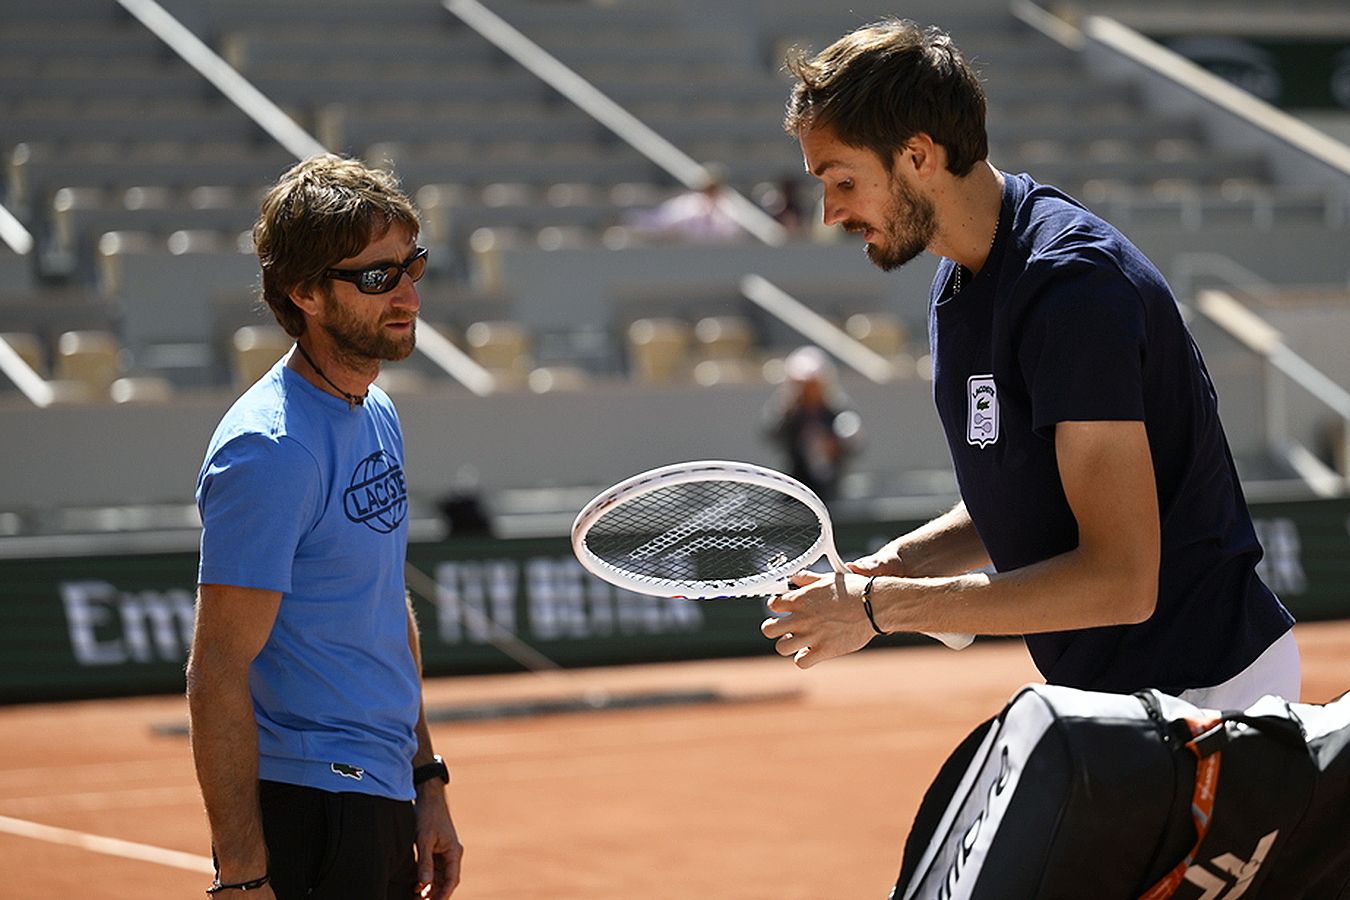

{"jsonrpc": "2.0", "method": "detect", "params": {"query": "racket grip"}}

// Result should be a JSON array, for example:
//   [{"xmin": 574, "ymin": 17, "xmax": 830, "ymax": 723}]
[{"xmin": 924, "ymin": 631, "xmax": 975, "ymax": 651}]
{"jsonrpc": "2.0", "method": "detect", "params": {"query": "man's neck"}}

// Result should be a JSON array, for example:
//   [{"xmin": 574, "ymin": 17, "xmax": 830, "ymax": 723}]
[
  {"xmin": 288, "ymin": 338, "xmax": 377, "ymax": 407},
  {"xmin": 933, "ymin": 162, "xmax": 1005, "ymax": 276}
]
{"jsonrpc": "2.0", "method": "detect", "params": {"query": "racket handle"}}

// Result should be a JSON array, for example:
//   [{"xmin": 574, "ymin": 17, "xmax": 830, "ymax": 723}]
[{"xmin": 924, "ymin": 631, "xmax": 975, "ymax": 651}]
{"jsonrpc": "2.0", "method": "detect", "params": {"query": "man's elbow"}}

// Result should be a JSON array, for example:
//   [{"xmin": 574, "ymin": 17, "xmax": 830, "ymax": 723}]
[
  {"xmin": 184, "ymin": 646, "xmax": 252, "ymax": 708},
  {"xmin": 184, "ymin": 651, "xmax": 214, "ymax": 710},
  {"xmin": 1114, "ymin": 570, "xmax": 1159, "ymax": 625}
]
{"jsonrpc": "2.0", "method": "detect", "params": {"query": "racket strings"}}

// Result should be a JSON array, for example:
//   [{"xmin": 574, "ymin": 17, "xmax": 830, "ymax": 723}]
[{"xmin": 584, "ymin": 481, "xmax": 822, "ymax": 584}]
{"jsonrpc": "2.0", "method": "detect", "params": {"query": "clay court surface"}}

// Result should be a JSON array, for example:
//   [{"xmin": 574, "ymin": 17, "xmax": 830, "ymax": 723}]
[{"xmin": 0, "ymin": 621, "xmax": 1346, "ymax": 899}]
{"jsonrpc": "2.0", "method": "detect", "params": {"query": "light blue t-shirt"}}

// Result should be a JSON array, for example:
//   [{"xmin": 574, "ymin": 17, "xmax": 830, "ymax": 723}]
[{"xmin": 196, "ymin": 358, "xmax": 420, "ymax": 800}]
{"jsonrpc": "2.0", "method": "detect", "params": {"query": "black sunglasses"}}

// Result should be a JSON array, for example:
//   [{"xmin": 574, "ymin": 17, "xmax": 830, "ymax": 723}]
[{"xmin": 325, "ymin": 246, "xmax": 429, "ymax": 295}]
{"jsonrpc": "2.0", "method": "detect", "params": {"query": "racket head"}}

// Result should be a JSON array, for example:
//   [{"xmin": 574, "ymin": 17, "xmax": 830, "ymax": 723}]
[{"xmin": 571, "ymin": 460, "xmax": 834, "ymax": 599}]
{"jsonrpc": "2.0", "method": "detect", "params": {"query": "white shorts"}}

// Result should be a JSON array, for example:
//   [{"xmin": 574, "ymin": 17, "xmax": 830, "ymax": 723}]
[{"xmin": 1178, "ymin": 629, "xmax": 1301, "ymax": 710}]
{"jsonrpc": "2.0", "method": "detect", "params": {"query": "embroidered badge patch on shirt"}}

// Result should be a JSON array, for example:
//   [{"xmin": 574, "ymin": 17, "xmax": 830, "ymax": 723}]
[{"xmin": 967, "ymin": 375, "xmax": 999, "ymax": 448}]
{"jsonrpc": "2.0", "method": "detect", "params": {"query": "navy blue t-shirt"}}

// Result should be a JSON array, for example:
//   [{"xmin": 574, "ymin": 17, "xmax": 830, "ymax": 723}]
[{"xmin": 928, "ymin": 172, "xmax": 1292, "ymax": 694}]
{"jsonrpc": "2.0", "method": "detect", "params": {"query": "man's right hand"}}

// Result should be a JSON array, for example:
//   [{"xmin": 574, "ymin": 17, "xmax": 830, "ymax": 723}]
[{"xmin": 847, "ymin": 538, "xmax": 906, "ymax": 577}]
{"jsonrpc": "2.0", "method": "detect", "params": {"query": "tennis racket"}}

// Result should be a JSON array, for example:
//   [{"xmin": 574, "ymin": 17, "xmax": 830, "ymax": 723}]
[{"xmin": 571, "ymin": 460, "xmax": 973, "ymax": 651}]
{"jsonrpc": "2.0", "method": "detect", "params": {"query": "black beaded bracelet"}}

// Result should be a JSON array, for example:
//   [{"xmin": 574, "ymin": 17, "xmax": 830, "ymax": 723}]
[
  {"xmin": 861, "ymin": 575, "xmax": 888, "ymax": 636},
  {"xmin": 206, "ymin": 874, "xmax": 270, "ymax": 894}
]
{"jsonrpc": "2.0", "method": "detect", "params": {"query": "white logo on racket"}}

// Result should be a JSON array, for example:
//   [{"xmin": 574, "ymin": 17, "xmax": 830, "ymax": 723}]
[
  {"xmin": 967, "ymin": 374, "xmax": 999, "ymax": 448},
  {"xmin": 628, "ymin": 492, "xmax": 755, "ymax": 560},
  {"xmin": 669, "ymin": 534, "xmax": 766, "ymax": 559}
]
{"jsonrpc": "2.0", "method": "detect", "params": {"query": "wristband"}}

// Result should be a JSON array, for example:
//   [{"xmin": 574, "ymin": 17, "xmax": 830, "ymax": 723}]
[
  {"xmin": 413, "ymin": 753, "xmax": 450, "ymax": 786},
  {"xmin": 206, "ymin": 874, "xmax": 269, "ymax": 894},
  {"xmin": 861, "ymin": 575, "xmax": 888, "ymax": 635}
]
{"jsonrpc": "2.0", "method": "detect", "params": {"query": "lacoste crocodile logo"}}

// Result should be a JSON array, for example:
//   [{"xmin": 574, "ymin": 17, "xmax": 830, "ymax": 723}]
[{"xmin": 331, "ymin": 763, "xmax": 365, "ymax": 780}]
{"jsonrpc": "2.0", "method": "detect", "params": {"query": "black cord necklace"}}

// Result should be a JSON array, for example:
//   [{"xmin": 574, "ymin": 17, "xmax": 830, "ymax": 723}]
[{"xmin": 293, "ymin": 341, "xmax": 366, "ymax": 409}]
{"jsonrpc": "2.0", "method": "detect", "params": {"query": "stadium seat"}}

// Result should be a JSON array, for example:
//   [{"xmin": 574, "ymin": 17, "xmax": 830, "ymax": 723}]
[
  {"xmin": 845, "ymin": 312, "xmax": 909, "ymax": 358},
  {"xmin": 93, "ymin": 230, "xmax": 160, "ymax": 297},
  {"xmin": 54, "ymin": 329, "xmax": 121, "ymax": 398},
  {"xmin": 109, "ymin": 375, "xmax": 172, "ymax": 404},
  {"xmin": 535, "ymin": 225, "xmax": 596, "ymax": 251},
  {"xmin": 231, "ymin": 325, "xmax": 291, "ymax": 390},
  {"xmin": 692, "ymin": 357, "xmax": 763, "ymax": 387},
  {"xmin": 626, "ymin": 317, "xmax": 692, "ymax": 383},
  {"xmin": 465, "ymin": 320, "xmax": 533, "ymax": 388},
  {"xmin": 466, "ymin": 226, "xmax": 529, "ymax": 292},
  {"xmin": 693, "ymin": 315, "xmax": 757, "ymax": 361},
  {"xmin": 527, "ymin": 365, "xmax": 590, "ymax": 394},
  {"xmin": 481, "ymin": 182, "xmax": 539, "ymax": 209},
  {"xmin": 546, "ymin": 182, "xmax": 607, "ymax": 208}
]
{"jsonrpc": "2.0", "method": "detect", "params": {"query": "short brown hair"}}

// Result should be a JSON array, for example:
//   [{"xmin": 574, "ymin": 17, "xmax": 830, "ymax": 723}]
[
  {"xmin": 783, "ymin": 19, "xmax": 988, "ymax": 177},
  {"xmin": 253, "ymin": 154, "xmax": 419, "ymax": 336}
]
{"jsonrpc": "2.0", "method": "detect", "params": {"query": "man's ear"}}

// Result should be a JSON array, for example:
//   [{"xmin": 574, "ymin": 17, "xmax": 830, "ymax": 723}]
[
  {"xmin": 899, "ymin": 133, "xmax": 941, "ymax": 177},
  {"xmin": 289, "ymin": 283, "xmax": 323, "ymax": 319}
]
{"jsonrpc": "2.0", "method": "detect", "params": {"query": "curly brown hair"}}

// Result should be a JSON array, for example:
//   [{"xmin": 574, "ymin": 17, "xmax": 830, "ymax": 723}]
[
  {"xmin": 783, "ymin": 19, "xmax": 988, "ymax": 177},
  {"xmin": 252, "ymin": 154, "xmax": 419, "ymax": 337}
]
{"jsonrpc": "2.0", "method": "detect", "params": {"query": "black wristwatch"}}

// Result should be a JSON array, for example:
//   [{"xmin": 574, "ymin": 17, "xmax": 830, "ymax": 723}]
[{"xmin": 413, "ymin": 754, "xmax": 450, "ymax": 786}]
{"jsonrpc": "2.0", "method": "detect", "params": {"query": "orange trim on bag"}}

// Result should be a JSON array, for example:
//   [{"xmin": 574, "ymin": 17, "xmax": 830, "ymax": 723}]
[{"xmin": 1138, "ymin": 716, "xmax": 1224, "ymax": 900}]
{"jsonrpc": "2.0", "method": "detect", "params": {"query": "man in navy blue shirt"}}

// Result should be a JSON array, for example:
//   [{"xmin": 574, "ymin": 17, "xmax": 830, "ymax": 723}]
[{"xmin": 761, "ymin": 19, "xmax": 1298, "ymax": 707}]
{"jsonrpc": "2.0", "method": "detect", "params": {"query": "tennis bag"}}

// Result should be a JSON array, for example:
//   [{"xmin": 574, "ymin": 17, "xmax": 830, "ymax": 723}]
[{"xmin": 892, "ymin": 683, "xmax": 1350, "ymax": 899}]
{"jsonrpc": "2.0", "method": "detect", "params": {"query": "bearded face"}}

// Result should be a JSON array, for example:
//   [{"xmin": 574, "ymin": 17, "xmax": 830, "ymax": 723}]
[
  {"xmin": 845, "ymin": 170, "xmax": 937, "ymax": 272},
  {"xmin": 318, "ymin": 283, "xmax": 418, "ymax": 368}
]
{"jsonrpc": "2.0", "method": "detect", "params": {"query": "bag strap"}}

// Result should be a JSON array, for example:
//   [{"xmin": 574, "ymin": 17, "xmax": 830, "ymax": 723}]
[
  {"xmin": 1138, "ymin": 714, "xmax": 1225, "ymax": 900},
  {"xmin": 1133, "ymin": 692, "xmax": 1312, "ymax": 899}
]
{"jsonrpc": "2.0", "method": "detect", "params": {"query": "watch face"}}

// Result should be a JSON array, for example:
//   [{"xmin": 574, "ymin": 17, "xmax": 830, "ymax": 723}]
[{"xmin": 414, "ymin": 757, "xmax": 449, "ymax": 785}]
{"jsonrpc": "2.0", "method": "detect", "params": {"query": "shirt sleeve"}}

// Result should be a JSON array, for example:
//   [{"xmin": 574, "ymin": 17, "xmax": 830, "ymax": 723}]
[
  {"xmin": 1016, "ymin": 253, "xmax": 1148, "ymax": 438},
  {"xmin": 196, "ymin": 433, "xmax": 322, "ymax": 592}
]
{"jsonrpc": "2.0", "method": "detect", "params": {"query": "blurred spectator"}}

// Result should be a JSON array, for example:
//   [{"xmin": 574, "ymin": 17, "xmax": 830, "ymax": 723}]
[
  {"xmin": 623, "ymin": 168, "xmax": 744, "ymax": 243},
  {"xmin": 437, "ymin": 465, "xmax": 492, "ymax": 537},
  {"xmin": 762, "ymin": 346, "xmax": 862, "ymax": 501},
  {"xmin": 754, "ymin": 176, "xmax": 806, "ymax": 234}
]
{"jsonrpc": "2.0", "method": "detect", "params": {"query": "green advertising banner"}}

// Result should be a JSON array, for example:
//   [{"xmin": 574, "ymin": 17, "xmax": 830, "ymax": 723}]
[
  {"xmin": 3, "ymin": 498, "xmax": 1349, "ymax": 703},
  {"xmin": 1159, "ymin": 35, "xmax": 1350, "ymax": 110}
]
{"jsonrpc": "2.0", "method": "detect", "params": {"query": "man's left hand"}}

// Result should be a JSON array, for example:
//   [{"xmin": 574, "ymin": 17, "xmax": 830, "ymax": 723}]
[
  {"xmin": 761, "ymin": 570, "xmax": 876, "ymax": 668},
  {"xmin": 414, "ymin": 785, "xmax": 463, "ymax": 899}
]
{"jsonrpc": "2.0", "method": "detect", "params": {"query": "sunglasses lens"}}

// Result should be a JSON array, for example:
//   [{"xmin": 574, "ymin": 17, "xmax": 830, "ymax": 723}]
[
  {"xmin": 359, "ymin": 267, "xmax": 396, "ymax": 293},
  {"xmin": 407, "ymin": 253, "xmax": 428, "ymax": 284}
]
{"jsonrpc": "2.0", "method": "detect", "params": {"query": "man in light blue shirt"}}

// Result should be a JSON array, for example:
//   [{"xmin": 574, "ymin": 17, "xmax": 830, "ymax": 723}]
[{"xmin": 191, "ymin": 154, "xmax": 462, "ymax": 899}]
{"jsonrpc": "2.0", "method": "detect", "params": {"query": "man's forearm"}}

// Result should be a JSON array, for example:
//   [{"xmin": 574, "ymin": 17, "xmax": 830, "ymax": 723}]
[
  {"xmin": 895, "ymin": 502, "xmax": 991, "ymax": 576},
  {"xmin": 405, "ymin": 598, "xmax": 439, "ymax": 768},
  {"xmin": 187, "ymin": 663, "xmax": 268, "ymax": 880}
]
